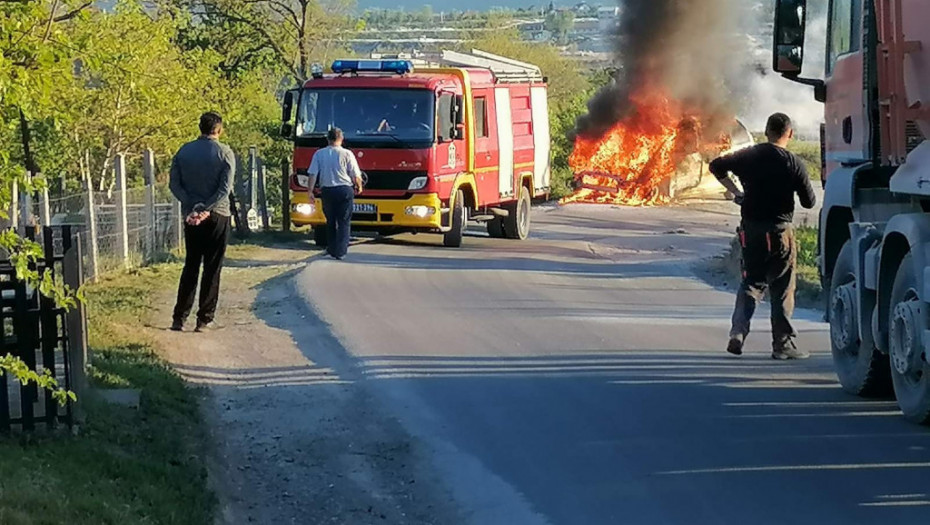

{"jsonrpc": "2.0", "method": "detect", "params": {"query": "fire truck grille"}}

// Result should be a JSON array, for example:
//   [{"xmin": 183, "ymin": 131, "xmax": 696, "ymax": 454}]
[
  {"xmin": 906, "ymin": 121, "xmax": 925, "ymax": 154},
  {"xmin": 364, "ymin": 170, "xmax": 428, "ymax": 191}
]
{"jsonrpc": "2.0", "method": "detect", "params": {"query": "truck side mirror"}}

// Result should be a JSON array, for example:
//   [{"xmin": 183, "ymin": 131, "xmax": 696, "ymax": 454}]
[
  {"xmin": 773, "ymin": 0, "xmax": 807, "ymax": 75},
  {"xmin": 282, "ymin": 90, "xmax": 296, "ymax": 123},
  {"xmin": 280, "ymin": 123, "xmax": 294, "ymax": 138},
  {"xmin": 454, "ymin": 95, "xmax": 464, "ymax": 126}
]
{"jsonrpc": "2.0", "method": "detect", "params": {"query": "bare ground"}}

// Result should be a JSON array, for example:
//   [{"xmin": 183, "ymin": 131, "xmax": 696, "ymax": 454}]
[{"xmin": 143, "ymin": 240, "xmax": 462, "ymax": 524}]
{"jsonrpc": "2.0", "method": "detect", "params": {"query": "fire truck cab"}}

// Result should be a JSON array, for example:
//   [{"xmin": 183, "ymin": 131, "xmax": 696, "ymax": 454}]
[{"xmin": 281, "ymin": 51, "xmax": 551, "ymax": 247}]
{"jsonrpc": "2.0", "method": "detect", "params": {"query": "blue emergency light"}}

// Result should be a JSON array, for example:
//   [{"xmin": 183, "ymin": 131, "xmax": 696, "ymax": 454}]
[{"xmin": 331, "ymin": 59, "xmax": 414, "ymax": 75}]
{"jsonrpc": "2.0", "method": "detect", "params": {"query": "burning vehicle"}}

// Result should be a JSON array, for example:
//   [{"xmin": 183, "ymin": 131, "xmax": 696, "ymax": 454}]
[
  {"xmin": 563, "ymin": 0, "xmax": 762, "ymax": 206},
  {"xmin": 565, "ymin": 92, "xmax": 754, "ymax": 205}
]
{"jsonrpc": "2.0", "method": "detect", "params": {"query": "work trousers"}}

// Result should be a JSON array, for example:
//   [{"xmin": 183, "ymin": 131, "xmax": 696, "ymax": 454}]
[
  {"xmin": 322, "ymin": 185, "xmax": 354, "ymax": 258},
  {"xmin": 730, "ymin": 221, "xmax": 798, "ymax": 349},
  {"xmin": 173, "ymin": 214, "xmax": 230, "ymax": 325}
]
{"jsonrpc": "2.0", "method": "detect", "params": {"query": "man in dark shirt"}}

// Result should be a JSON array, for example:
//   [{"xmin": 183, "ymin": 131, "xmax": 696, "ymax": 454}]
[
  {"xmin": 709, "ymin": 113, "xmax": 817, "ymax": 360},
  {"xmin": 168, "ymin": 112, "xmax": 235, "ymax": 332}
]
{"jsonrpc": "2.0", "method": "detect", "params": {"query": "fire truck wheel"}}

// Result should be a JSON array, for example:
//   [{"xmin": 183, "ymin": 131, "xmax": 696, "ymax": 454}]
[
  {"xmin": 487, "ymin": 218, "xmax": 505, "ymax": 238},
  {"xmin": 829, "ymin": 241, "xmax": 891, "ymax": 397},
  {"xmin": 443, "ymin": 190, "xmax": 466, "ymax": 248},
  {"xmin": 313, "ymin": 227, "xmax": 328, "ymax": 247},
  {"xmin": 889, "ymin": 254, "xmax": 930, "ymax": 424},
  {"xmin": 504, "ymin": 186, "xmax": 531, "ymax": 240}
]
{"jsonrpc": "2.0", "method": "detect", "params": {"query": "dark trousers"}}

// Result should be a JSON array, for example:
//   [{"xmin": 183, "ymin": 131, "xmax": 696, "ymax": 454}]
[
  {"xmin": 730, "ymin": 221, "xmax": 798, "ymax": 348},
  {"xmin": 322, "ymin": 185, "xmax": 354, "ymax": 258},
  {"xmin": 173, "ymin": 214, "xmax": 230, "ymax": 324}
]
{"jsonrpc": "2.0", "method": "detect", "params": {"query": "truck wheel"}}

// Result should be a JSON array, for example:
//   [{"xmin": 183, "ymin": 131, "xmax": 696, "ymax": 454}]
[
  {"xmin": 830, "ymin": 241, "xmax": 891, "ymax": 397},
  {"xmin": 443, "ymin": 190, "xmax": 466, "ymax": 248},
  {"xmin": 504, "ymin": 186, "xmax": 531, "ymax": 240},
  {"xmin": 888, "ymin": 254, "xmax": 930, "ymax": 424},
  {"xmin": 313, "ymin": 227, "xmax": 328, "ymax": 247},
  {"xmin": 487, "ymin": 217, "xmax": 505, "ymax": 238}
]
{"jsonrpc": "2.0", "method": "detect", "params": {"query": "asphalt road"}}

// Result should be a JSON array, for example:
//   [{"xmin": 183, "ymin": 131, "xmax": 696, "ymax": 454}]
[{"xmin": 288, "ymin": 202, "xmax": 930, "ymax": 525}]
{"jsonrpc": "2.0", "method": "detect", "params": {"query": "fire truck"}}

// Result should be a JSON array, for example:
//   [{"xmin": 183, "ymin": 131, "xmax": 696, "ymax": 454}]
[
  {"xmin": 772, "ymin": 0, "xmax": 930, "ymax": 423},
  {"xmin": 280, "ymin": 51, "xmax": 551, "ymax": 247}
]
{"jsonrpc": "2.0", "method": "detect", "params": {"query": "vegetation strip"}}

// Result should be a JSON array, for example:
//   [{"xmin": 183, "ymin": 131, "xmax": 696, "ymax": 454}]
[{"xmin": 0, "ymin": 263, "xmax": 214, "ymax": 525}]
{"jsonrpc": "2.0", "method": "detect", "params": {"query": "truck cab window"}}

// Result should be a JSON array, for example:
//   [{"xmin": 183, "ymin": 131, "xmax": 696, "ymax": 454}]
[
  {"xmin": 296, "ymin": 89, "xmax": 434, "ymax": 143},
  {"xmin": 437, "ymin": 93, "xmax": 455, "ymax": 142},
  {"xmin": 827, "ymin": 0, "xmax": 860, "ymax": 74},
  {"xmin": 475, "ymin": 97, "xmax": 488, "ymax": 138}
]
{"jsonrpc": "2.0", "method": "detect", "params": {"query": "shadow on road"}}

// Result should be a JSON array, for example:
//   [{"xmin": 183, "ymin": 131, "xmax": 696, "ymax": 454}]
[
  {"xmin": 343, "ymin": 251, "xmax": 691, "ymax": 279},
  {"xmin": 242, "ymin": 267, "xmax": 930, "ymax": 525}
]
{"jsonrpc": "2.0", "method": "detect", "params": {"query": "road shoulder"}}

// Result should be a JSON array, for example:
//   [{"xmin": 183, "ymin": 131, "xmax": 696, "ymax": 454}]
[{"xmin": 147, "ymin": 238, "xmax": 462, "ymax": 524}]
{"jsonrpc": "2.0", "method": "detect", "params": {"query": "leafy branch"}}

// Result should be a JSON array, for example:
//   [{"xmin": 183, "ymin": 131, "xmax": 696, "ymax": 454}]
[{"xmin": 0, "ymin": 354, "xmax": 76, "ymax": 405}]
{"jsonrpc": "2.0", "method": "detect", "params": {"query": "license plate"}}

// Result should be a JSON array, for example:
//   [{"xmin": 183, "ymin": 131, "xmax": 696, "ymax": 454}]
[{"xmin": 353, "ymin": 203, "xmax": 377, "ymax": 214}]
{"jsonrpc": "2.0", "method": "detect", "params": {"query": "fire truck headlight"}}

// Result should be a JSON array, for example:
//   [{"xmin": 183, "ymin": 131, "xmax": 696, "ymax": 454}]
[
  {"xmin": 408, "ymin": 176, "xmax": 428, "ymax": 191},
  {"xmin": 294, "ymin": 203, "xmax": 315, "ymax": 216},
  {"xmin": 296, "ymin": 174, "xmax": 310, "ymax": 188},
  {"xmin": 405, "ymin": 206, "xmax": 435, "ymax": 218}
]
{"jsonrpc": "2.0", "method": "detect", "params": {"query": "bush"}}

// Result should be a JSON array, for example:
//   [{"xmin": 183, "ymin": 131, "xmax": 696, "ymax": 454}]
[
  {"xmin": 788, "ymin": 141, "xmax": 822, "ymax": 181},
  {"xmin": 751, "ymin": 133, "xmax": 821, "ymax": 181}
]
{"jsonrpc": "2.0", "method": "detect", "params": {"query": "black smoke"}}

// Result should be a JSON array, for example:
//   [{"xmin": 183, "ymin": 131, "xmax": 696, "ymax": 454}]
[{"xmin": 575, "ymin": 0, "xmax": 750, "ymax": 140}]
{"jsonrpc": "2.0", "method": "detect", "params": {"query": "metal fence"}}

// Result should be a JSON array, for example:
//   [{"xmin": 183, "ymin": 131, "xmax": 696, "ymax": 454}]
[
  {"xmin": 0, "ymin": 226, "xmax": 86, "ymax": 432},
  {"xmin": 7, "ymin": 147, "xmax": 279, "ymax": 282},
  {"xmin": 8, "ymin": 151, "xmax": 183, "ymax": 283}
]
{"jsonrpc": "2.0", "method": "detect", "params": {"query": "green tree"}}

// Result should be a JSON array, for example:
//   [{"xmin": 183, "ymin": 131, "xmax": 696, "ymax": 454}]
[
  {"xmin": 466, "ymin": 30, "xmax": 587, "ymax": 109},
  {"xmin": 0, "ymin": 0, "xmax": 87, "ymax": 401},
  {"xmin": 55, "ymin": 3, "xmax": 220, "ymax": 189},
  {"xmin": 182, "ymin": 0, "xmax": 359, "ymax": 81}
]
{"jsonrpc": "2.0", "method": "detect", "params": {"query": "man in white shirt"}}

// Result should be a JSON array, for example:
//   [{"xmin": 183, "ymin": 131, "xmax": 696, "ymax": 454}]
[{"xmin": 307, "ymin": 128, "xmax": 364, "ymax": 259}]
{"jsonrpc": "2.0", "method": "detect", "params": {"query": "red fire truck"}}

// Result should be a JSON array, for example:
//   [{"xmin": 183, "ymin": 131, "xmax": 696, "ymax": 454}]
[
  {"xmin": 772, "ymin": 0, "xmax": 930, "ymax": 423},
  {"xmin": 280, "ymin": 51, "xmax": 551, "ymax": 247}
]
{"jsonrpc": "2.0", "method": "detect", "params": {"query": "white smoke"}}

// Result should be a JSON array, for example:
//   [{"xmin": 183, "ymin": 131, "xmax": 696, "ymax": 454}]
[{"xmin": 738, "ymin": 1, "xmax": 827, "ymax": 138}]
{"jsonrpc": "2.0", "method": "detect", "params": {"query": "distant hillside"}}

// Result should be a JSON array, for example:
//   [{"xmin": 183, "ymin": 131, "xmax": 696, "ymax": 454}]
[{"xmin": 356, "ymin": 0, "xmax": 567, "ymax": 12}]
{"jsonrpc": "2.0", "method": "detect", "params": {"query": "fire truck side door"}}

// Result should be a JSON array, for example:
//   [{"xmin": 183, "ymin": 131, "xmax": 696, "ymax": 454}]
[
  {"xmin": 495, "ymin": 87, "xmax": 515, "ymax": 198},
  {"xmin": 473, "ymin": 88, "xmax": 500, "ymax": 204},
  {"xmin": 530, "ymin": 86, "xmax": 551, "ymax": 191}
]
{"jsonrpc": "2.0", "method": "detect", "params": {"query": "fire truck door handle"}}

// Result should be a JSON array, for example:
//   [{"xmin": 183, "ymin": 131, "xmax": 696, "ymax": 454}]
[{"xmin": 842, "ymin": 117, "xmax": 853, "ymax": 144}]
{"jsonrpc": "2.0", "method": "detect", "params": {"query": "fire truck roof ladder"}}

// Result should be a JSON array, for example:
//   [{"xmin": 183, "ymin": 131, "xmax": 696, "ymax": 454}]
[{"xmin": 438, "ymin": 49, "xmax": 545, "ymax": 83}]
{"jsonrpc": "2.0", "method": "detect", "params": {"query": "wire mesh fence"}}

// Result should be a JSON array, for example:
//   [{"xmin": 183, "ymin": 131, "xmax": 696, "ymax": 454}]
[
  {"xmin": 46, "ymin": 184, "xmax": 183, "ymax": 282},
  {"xmin": 5, "ymin": 148, "xmax": 279, "ymax": 282}
]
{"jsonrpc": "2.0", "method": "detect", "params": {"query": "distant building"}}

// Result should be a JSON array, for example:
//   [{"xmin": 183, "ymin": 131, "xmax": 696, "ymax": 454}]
[
  {"xmin": 597, "ymin": 5, "xmax": 621, "ymax": 32},
  {"xmin": 597, "ymin": 6, "xmax": 620, "ymax": 19}
]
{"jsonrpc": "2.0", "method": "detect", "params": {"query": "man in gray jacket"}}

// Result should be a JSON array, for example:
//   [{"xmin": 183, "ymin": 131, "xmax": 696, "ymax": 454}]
[{"xmin": 169, "ymin": 112, "xmax": 234, "ymax": 332}]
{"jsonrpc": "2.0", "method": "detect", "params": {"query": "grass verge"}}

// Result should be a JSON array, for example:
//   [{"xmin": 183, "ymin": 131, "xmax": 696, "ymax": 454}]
[
  {"xmin": 718, "ymin": 226, "xmax": 822, "ymax": 309},
  {"xmin": 0, "ymin": 263, "xmax": 214, "ymax": 525}
]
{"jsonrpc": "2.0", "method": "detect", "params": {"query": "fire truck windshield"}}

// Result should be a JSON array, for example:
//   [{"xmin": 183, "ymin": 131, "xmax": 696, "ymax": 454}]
[{"xmin": 296, "ymin": 89, "xmax": 435, "ymax": 144}]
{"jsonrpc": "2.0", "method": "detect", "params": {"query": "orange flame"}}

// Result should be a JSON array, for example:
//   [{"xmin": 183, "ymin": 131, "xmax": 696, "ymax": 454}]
[{"xmin": 562, "ymin": 89, "xmax": 732, "ymax": 206}]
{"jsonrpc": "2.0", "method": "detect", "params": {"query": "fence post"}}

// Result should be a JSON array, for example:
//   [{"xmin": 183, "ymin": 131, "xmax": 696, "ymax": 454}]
[
  {"xmin": 172, "ymin": 199, "xmax": 183, "ymax": 251},
  {"xmin": 20, "ymin": 172, "xmax": 34, "ymax": 230},
  {"xmin": 143, "ymin": 149, "xmax": 156, "ymax": 261},
  {"xmin": 10, "ymin": 179, "xmax": 18, "ymax": 230},
  {"xmin": 39, "ymin": 186, "xmax": 51, "ymax": 226},
  {"xmin": 281, "ymin": 159, "xmax": 291, "ymax": 232},
  {"xmin": 258, "ymin": 160, "xmax": 269, "ymax": 230},
  {"xmin": 84, "ymin": 176, "xmax": 99, "ymax": 282},
  {"xmin": 248, "ymin": 146, "xmax": 258, "ymax": 211},
  {"xmin": 63, "ymin": 225, "xmax": 88, "ymax": 424},
  {"xmin": 114, "ymin": 154, "xmax": 130, "ymax": 269}
]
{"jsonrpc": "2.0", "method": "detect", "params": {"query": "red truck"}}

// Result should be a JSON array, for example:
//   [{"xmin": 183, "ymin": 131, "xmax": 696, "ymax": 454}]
[
  {"xmin": 281, "ymin": 51, "xmax": 551, "ymax": 247},
  {"xmin": 773, "ymin": 0, "xmax": 930, "ymax": 423}
]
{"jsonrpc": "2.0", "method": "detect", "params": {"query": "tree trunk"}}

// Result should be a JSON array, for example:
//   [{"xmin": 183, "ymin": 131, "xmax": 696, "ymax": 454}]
[{"xmin": 18, "ymin": 108, "xmax": 39, "ymax": 174}]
